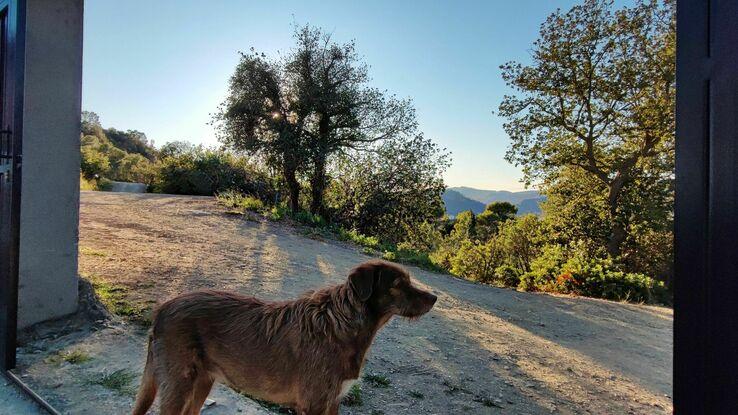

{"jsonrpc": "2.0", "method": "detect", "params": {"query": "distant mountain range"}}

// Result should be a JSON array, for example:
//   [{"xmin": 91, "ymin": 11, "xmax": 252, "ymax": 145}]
[{"xmin": 443, "ymin": 186, "xmax": 546, "ymax": 217}]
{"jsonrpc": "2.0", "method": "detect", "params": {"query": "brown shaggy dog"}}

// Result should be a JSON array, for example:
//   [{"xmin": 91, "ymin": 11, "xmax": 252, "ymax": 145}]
[{"xmin": 131, "ymin": 260, "xmax": 437, "ymax": 415}]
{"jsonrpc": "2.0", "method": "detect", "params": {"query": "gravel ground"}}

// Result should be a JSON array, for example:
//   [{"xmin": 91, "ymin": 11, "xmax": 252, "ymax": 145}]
[
  {"xmin": 15, "ymin": 191, "xmax": 672, "ymax": 414},
  {"xmin": 0, "ymin": 376, "xmax": 45, "ymax": 415}
]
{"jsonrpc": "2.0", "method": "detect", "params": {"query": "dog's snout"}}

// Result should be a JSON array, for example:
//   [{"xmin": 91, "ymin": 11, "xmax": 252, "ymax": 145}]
[{"xmin": 427, "ymin": 293, "xmax": 437, "ymax": 305}]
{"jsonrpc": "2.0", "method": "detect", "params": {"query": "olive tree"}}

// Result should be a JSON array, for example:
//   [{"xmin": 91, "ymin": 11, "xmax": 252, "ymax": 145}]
[
  {"xmin": 288, "ymin": 25, "xmax": 417, "ymax": 215},
  {"xmin": 215, "ymin": 51, "xmax": 309, "ymax": 213}
]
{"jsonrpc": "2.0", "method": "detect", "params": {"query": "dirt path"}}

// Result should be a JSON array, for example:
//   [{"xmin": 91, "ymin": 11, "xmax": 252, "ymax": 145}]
[{"xmin": 17, "ymin": 192, "xmax": 672, "ymax": 414}]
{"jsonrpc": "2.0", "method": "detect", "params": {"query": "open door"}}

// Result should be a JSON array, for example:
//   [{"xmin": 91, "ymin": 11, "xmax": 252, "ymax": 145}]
[
  {"xmin": 675, "ymin": 0, "xmax": 738, "ymax": 412},
  {"xmin": 0, "ymin": 0, "xmax": 23, "ymax": 372}
]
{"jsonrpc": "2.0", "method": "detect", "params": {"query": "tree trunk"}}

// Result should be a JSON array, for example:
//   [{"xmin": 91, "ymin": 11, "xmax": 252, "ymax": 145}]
[
  {"xmin": 606, "ymin": 176, "xmax": 628, "ymax": 258},
  {"xmin": 283, "ymin": 163, "xmax": 300, "ymax": 215},
  {"xmin": 310, "ymin": 114, "xmax": 331, "ymax": 216},
  {"xmin": 309, "ymin": 153, "xmax": 326, "ymax": 216}
]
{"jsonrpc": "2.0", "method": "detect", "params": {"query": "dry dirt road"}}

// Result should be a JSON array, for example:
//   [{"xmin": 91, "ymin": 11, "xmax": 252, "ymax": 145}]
[{"xmin": 17, "ymin": 192, "xmax": 672, "ymax": 414}]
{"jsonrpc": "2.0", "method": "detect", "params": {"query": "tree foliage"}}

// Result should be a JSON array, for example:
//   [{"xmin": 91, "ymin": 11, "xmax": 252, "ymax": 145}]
[
  {"xmin": 287, "ymin": 26, "xmax": 417, "ymax": 214},
  {"xmin": 476, "ymin": 201, "xmax": 518, "ymax": 240},
  {"xmin": 214, "ymin": 51, "xmax": 308, "ymax": 213},
  {"xmin": 326, "ymin": 134, "xmax": 449, "ymax": 243},
  {"xmin": 498, "ymin": 0, "xmax": 675, "ymax": 258},
  {"xmin": 216, "ymin": 25, "xmax": 418, "ymax": 216},
  {"xmin": 80, "ymin": 127, "xmax": 156, "ymax": 184}
]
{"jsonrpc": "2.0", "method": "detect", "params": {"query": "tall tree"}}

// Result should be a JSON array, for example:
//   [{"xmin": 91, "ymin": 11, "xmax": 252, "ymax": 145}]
[
  {"xmin": 215, "ymin": 51, "xmax": 309, "ymax": 213},
  {"xmin": 288, "ymin": 26, "xmax": 417, "ymax": 215},
  {"xmin": 498, "ymin": 0, "xmax": 675, "ymax": 257}
]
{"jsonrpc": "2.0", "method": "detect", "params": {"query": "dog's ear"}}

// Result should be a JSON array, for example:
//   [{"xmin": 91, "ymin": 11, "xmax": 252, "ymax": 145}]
[{"xmin": 348, "ymin": 263, "xmax": 376, "ymax": 301}]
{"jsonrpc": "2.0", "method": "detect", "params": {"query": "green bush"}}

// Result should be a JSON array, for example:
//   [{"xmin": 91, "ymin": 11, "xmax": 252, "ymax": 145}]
[
  {"xmin": 381, "ymin": 251, "xmax": 397, "ymax": 261},
  {"xmin": 516, "ymin": 243, "xmax": 668, "ymax": 303},
  {"xmin": 97, "ymin": 177, "xmax": 114, "ymax": 191},
  {"xmin": 325, "ymin": 136, "xmax": 449, "ymax": 244},
  {"xmin": 266, "ymin": 204, "xmax": 289, "ymax": 221},
  {"xmin": 449, "ymin": 239, "xmax": 502, "ymax": 284},
  {"xmin": 517, "ymin": 244, "xmax": 567, "ymax": 292},
  {"xmin": 494, "ymin": 264, "xmax": 522, "ymax": 287},
  {"xmin": 398, "ymin": 221, "xmax": 443, "ymax": 253},
  {"xmin": 517, "ymin": 273, "xmax": 537, "ymax": 292},
  {"xmin": 217, "ymin": 190, "xmax": 266, "ymax": 213},
  {"xmin": 561, "ymin": 255, "xmax": 667, "ymax": 303},
  {"xmin": 153, "ymin": 146, "xmax": 273, "ymax": 198},
  {"xmin": 80, "ymin": 146, "xmax": 111, "ymax": 178},
  {"xmin": 336, "ymin": 228, "xmax": 380, "ymax": 250},
  {"xmin": 293, "ymin": 210, "xmax": 327, "ymax": 228},
  {"xmin": 395, "ymin": 248, "xmax": 440, "ymax": 271}
]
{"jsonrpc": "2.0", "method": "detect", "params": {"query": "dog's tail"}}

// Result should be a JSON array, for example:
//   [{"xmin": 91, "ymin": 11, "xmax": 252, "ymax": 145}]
[{"xmin": 132, "ymin": 334, "xmax": 157, "ymax": 415}]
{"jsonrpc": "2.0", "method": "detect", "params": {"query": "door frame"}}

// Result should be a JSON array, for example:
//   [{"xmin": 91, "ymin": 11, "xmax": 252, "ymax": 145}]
[{"xmin": 0, "ymin": 0, "xmax": 23, "ymax": 372}]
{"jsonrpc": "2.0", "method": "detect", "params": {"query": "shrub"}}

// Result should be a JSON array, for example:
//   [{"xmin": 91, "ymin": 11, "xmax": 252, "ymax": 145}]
[
  {"xmin": 266, "ymin": 204, "xmax": 289, "ymax": 221},
  {"xmin": 293, "ymin": 210, "xmax": 327, "ymax": 228},
  {"xmin": 381, "ymin": 251, "xmax": 397, "ymax": 261},
  {"xmin": 114, "ymin": 153, "xmax": 156, "ymax": 184},
  {"xmin": 394, "ymin": 248, "xmax": 442, "ymax": 271},
  {"xmin": 494, "ymin": 264, "xmax": 522, "ymax": 287},
  {"xmin": 450, "ymin": 239, "xmax": 503, "ymax": 284},
  {"xmin": 97, "ymin": 177, "xmax": 114, "ymax": 191},
  {"xmin": 398, "ymin": 221, "xmax": 443, "ymax": 253},
  {"xmin": 517, "ymin": 273, "xmax": 537, "ymax": 292},
  {"xmin": 80, "ymin": 146, "xmax": 111, "ymax": 178},
  {"xmin": 561, "ymin": 255, "xmax": 667, "ymax": 303},
  {"xmin": 153, "ymin": 146, "xmax": 273, "ymax": 198},
  {"xmin": 517, "ymin": 244, "xmax": 567, "ymax": 291},
  {"xmin": 496, "ymin": 214, "xmax": 544, "ymax": 273},
  {"xmin": 428, "ymin": 212, "xmax": 478, "ymax": 270},
  {"xmin": 80, "ymin": 174, "xmax": 98, "ymax": 191},
  {"xmin": 336, "ymin": 228, "xmax": 380, "ymax": 250},
  {"xmin": 517, "ymin": 243, "xmax": 668, "ymax": 303},
  {"xmin": 428, "ymin": 243, "xmax": 456, "ymax": 270},
  {"xmin": 217, "ymin": 190, "xmax": 266, "ymax": 213}
]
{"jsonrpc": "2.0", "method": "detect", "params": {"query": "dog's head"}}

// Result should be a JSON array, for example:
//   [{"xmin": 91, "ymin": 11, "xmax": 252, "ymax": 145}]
[{"xmin": 348, "ymin": 260, "xmax": 437, "ymax": 319}]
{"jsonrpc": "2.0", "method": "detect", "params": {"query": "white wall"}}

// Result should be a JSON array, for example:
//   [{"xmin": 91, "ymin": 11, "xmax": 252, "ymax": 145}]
[{"xmin": 18, "ymin": 0, "xmax": 83, "ymax": 328}]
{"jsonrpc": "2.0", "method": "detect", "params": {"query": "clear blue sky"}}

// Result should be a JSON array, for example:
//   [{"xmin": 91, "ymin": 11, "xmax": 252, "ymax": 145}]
[{"xmin": 83, "ymin": 0, "xmax": 587, "ymax": 191}]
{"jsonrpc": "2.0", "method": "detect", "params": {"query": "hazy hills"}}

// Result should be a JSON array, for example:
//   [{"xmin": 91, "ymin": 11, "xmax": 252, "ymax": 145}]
[{"xmin": 443, "ymin": 186, "xmax": 545, "ymax": 217}]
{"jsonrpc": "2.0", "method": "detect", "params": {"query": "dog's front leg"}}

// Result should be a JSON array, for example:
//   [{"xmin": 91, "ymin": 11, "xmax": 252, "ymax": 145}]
[
  {"xmin": 297, "ymin": 400, "xmax": 338, "ymax": 415},
  {"xmin": 323, "ymin": 401, "xmax": 339, "ymax": 415}
]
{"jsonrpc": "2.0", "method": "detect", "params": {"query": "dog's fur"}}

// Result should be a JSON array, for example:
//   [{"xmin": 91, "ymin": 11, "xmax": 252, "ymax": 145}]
[{"xmin": 131, "ymin": 260, "xmax": 437, "ymax": 415}]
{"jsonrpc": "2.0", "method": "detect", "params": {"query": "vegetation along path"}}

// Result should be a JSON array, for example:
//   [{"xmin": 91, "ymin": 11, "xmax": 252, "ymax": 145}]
[{"xmin": 17, "ymin": 192, "xmax": 672, "ymax": 414}]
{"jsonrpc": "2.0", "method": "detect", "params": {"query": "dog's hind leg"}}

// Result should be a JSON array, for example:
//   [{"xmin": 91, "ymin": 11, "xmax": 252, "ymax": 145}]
[
  {"xmin": 183, "ymin": 373, "xmax": 214, "ymax": 415},
  {"xmin": 157, "ymin": 378, "xmax": 194, "ymax": 415},
  {"xmin": 132, "ymin": 336, "xmax": 157, "ymax": 415},
  {"xmin": 156, "ymin": 357, "xmax": 198, "ymax": 415}
]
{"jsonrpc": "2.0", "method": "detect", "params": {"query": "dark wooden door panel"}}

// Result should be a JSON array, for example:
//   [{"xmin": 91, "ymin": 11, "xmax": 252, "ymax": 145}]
[
  {"xmin": 0, "ymin": 0, "xmax": 21, "ymax": 371},
  {"xmin": 675, "ymin": 0, "xmax": 738, "ymax": 412}
]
